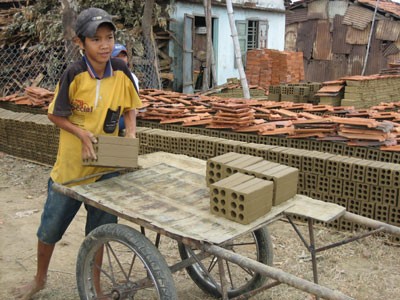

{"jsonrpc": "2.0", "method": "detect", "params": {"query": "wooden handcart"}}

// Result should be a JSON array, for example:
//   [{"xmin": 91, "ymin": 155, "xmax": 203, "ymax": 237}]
[{"xmin": 53, "ymin": 163, "xmax": 400, "ymax": 300}]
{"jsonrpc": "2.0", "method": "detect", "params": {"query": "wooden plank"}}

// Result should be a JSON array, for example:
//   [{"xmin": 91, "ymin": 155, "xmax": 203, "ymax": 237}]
[
  {"xmin": 284, "ymin": 197, "xmax": 346, "ymax": 222},
  {"xmin": 53, "ymin": 163, "xmax": 298, "ymax": 245}
]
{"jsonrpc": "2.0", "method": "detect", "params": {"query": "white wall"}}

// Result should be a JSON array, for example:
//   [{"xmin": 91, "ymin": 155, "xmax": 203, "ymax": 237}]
[{"xmin": 169, "ymin": 1, "xmax": 286, "ymax": 89}]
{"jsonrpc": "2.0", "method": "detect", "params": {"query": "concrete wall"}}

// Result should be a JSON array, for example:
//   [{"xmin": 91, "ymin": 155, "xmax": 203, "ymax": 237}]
[{"xmin": 169, "ymin": 1, "xmax": 286, "ymax": 91}]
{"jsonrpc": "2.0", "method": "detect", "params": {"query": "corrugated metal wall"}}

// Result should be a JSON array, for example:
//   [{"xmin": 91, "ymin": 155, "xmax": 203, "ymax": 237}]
[{"xmin": 285, "ymin": 0, "xmax": 400, "ymax": 82}]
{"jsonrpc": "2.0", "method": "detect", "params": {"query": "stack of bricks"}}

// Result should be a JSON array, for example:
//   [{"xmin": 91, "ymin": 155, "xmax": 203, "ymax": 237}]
[
  {"xmin": 3, "ymin": 112, "xmax": 400, "ymax": 237},
  {"xmin": 341, "ymin": 75, "xmax": 400, "ymax": 108},
  {"xmin": 246, "ymin": 49, "xmax": 305, "ymax": 90},
  {"xmin": 207, "ymin": 152, "xmax": 299, "ymax": 224},
  {"xmin": 268, "ymin": 82, "xmax": 322, "ymax": 104}
]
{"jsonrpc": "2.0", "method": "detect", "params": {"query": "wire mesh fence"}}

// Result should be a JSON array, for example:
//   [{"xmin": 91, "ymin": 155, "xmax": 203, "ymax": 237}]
[{"xmin": 0, "ymin": 36, "xmax": 162, "ymax": 97}]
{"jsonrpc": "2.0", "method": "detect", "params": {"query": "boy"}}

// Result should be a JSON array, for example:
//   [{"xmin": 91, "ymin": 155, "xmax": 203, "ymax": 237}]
[
  {"xmin": 112, "ymin": 43, "xmax": 140, "ymax": 134},
  {"xmin": 112, "ymin": 43, "xmax": 140, "ymax": 89},
  {"xmin": 15, "ymin": 7, "xmax": 142, "ymax": 299}
]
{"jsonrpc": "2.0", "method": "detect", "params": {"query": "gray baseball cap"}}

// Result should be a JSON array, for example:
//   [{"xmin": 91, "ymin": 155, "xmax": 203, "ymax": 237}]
[{"xmin": 75, "ymin": 8, "xmax": 116, "ymax": 38}]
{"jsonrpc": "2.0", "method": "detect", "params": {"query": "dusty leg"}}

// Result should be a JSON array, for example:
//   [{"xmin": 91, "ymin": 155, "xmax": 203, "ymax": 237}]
[{"xmin": 14, "ymin": 240, "xmax": 55, "ymax": 300}]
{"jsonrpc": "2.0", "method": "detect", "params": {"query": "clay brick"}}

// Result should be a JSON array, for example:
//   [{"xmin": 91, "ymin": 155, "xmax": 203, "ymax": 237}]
[
  {"xmin": 258, "ymin": 165, "xmax": 299, "ymax": 205},
  {"xmin": 215, "ymin": 139, "xmax": 247, "ymax": 156},
  {"xmin": 237, "ymin": 142, "xmax": 266, "ymax": 157},
  {"xmin": 375, "ymin": 204, "xmax": 389, "ymax": 223},
  {"xmin": 304, "ymin": 173, "xmax": 318, "ymax": 191},
  {"xmin": 206, "ymin": 152, "xmax": 244, "ymax": 185},
  {"xmin": 355, "ymin": 183, "xmax": 370, "ymax": 202},
  {"xmin": 352, "ymin": 159, "xmax": 374, "ymax": 183},
  {"xmin": 359, "ymin": 202, "xmax": 376, "ymax": 219},
  {"xmin": 369, "ymin": 185, "xmax": 384, "ymax": 203},
  {"xmin": 389, "ymin": 206, "xmax": 400, "ymax": 226},
  {"xmin": 223, "ymin": 155, "xmax": 264, "ymax": 176},
  {"xmin": 382, "ymin": 187, "xmax": 398, "ymax": 207},
  {"xmin": 343, "ymin": 180, "xmax": 357, "ymax": 199},
  {"xmin": 267, "ymin": 146, "xmax": 288, "ymax": 162},
  {"xmin": 82, "ymin": 135, "xmax": 139, "ymax": 168},
  {"xmin": 347, "ymin": 198, "xmax": 361, "ymax": 214},
  {"xmin": 314, "ymin": 152, "xmax": 335, "ymax": 175},
  {"xmin": 210, "ymin": 174, "xmax": 274, "ymax": 224},
  {"xmin": 337, "ymin": 157, "xmax": 360, "ymax": 181},
  {"xmin": 365, "ymin": 162, "xmax": 386, "ymax": 186},
  {"xmin": 366, "ymin": 148, "xmax": 380, "ymax": 161},
  {"xmin": 317, "ymin": 176, "xmax": 330, "ymax": 194},
  {"xmin": 255, "ymin": 144, "xmax": 279, "ymax": 160}
]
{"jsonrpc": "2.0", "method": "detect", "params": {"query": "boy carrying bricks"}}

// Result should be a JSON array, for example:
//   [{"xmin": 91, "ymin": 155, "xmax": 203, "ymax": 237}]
[{"xmin": 14, "ymin": 7, "xmax": 142, "ymax": 299}]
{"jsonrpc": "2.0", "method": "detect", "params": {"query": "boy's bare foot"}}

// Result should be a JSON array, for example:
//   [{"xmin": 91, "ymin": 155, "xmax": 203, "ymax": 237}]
[{"xmin": 13, "ymin": 277, "xmax": 46, "ymax": 300}]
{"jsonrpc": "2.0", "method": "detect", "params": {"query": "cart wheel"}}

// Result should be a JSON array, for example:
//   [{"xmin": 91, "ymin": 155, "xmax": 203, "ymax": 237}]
[
  {"xmin": 76, "ymin": 223, "xmax": 178, "ymax": 300},
  {"xmin": 178, "ymin": 226, "xmax": 273, "ymax": 298}
]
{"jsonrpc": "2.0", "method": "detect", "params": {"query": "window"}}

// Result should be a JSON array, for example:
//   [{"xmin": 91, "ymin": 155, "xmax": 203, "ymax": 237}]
[{"xmin": 235, "ymin": 20, "xmax": 269, "ymax": 67}]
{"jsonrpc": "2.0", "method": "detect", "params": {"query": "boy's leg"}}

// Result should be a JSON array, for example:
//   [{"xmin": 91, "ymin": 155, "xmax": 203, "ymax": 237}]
[
  {"xmin": 15, "ymin": 178, "xmax": 82, "ymax": 299},
  {"xmin": 85, "ymin": 172, "xmax": 119, "ymax": 295},
  {"xmin": 15, "ymin": 241, "xmax": 55, "ymax": 300}
]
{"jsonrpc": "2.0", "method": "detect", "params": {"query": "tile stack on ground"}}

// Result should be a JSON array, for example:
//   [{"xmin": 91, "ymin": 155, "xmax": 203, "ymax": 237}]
[
  {"xmin": 0, "ymin": 108, "xmax": 58, "ymax": 165},
  {"xmin": 341, "ymin": 75, "xmax": 400, "ymax": 108},
  {"xmin": 245, "ymin": 49, "xmax": 304, "ymax": 90},
  {"xmin": 2, "ymin": 110, "xmax": 400, "ymax": 241}
]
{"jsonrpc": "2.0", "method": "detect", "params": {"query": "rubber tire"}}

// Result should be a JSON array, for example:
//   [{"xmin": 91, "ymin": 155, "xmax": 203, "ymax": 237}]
[
  {"xmin": 76, "ymin": 223, "xmax": 178, "ymax": 300},
  {"xmin": 178, "ymin": 226, "xmax": 273, "ymax": 298}
]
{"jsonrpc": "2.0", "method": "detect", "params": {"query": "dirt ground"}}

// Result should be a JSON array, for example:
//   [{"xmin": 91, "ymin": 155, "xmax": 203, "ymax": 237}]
[{"xmin": 1, "ymin": 151, "xmax": 400, "ymax": 300}]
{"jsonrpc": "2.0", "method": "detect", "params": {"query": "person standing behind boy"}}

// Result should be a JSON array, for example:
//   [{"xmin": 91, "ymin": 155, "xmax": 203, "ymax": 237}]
[
  {"xmin": 112, "ymin": 43, "xmax": 139, "ymax": 134},
  {"xmin": 112, "ymin": 43, "xmax": 139, "ymax": 89},
  {"xmin": 14, "ymin": 7, "xmax": 142, "ymax": 300}
]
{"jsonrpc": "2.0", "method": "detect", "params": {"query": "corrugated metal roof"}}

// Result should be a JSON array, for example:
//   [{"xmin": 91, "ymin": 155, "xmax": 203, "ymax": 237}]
[
  {"xmin": 376, "ymin": 19, "xmax": 400, "ymax": 41},
  {"xmin": 304, "ymin": 59, "xmax": 331, "ymax": 82},
  {"xmin": 383, "ymin": 42, "xmax": 400, "ymax": 57},
  {"xmin": 285, "ymin": 23, "xmax": 298, "ymax": 51},
  {"xmin": 358, "ymin": 0, "xmax": 400, "ymax": 19},
  {"xmin": 307, "ymin": 0, "xmax": 328, "ymax": 20},
  {"xmin": 349, "ymin": 45, "xmax": 366, "ymax": 75},
  {"xmin": 387, "ymin": 53, "xmax": 400, "ymax": 64},
  {"xmin": 296, "ymin": 20, "xmax": 318, "ymax": 60},
  {"xmin": 313, "ymin": 20, "xmax": 332, "ymax": 60},
  {"xmin": 343, "ymin": 4, "xmax": 374, "ymax": 30},
  {"xmin": 365, "ymin": 31, "xmax": 385, "ymax": 74},
  {"xmin": 332, "ymin": 15, "xmax": 352, "ymax": 54},
  {"xmin": 331, "ymin": 54, "xmax": 349, "ymax": 79},
  {"xmin": 286, "ymin": 8, "xmax": 308, "ymax": 25},
  {"xmin": 328, "ymin": 0, "xmax": 349, "ymax": 19},
  {"xmin": 346, "ymin": 23, "xmax": 371, "ymax": 45}
]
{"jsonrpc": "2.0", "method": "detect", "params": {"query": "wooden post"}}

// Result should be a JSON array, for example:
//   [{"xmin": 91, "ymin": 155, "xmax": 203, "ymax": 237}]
[
  {"xmin": 202, "ymin": 0, "xmax": 213, "ymax": 91},
  {"xmin": 225, "ymin": 0, "xmax": 250, "ymax": 99}
]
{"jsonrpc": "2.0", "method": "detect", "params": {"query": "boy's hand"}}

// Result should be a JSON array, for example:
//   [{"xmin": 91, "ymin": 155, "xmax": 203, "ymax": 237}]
[
  {"xmin": 125, "ymin": 131, "xmax": 136, "ymax": 139},
  {"xmin": 80, "ymin": 130, "xmax": 97, "ymax": 160}
]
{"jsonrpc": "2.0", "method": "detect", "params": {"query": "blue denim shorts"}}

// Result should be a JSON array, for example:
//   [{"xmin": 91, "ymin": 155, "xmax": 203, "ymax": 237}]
[{"xmin": 37, "ymin": 172, "xmax": 119, "ymax": 244}]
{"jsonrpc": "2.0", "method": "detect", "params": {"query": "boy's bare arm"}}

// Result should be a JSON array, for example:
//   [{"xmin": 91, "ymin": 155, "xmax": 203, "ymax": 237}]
[
  {"xmin": 48, "ymin": 114, "xmax": 97, "ymax": 159},
  {"xmin": 123, "ymin": 109, "xmax": 137, "ymax": 138}
]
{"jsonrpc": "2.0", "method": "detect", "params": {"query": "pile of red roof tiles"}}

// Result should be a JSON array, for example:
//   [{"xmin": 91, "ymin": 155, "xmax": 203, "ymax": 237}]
[
  {"xmin": 0, "ymin": 86, "xmax": 54, "ymax": 108},
  {"xmin": 2, "ymin": 86, "xmax": 400, "ymax": 151}
]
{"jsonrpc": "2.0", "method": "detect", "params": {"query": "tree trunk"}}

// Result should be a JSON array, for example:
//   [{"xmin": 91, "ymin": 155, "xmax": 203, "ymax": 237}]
[
  {"xmin": 225, "ymin": 0, "xmax": 250, "ymax": 99},
  {"xmin": 142, "ymin": 0, "xmax": 162, "ymax": 89}
]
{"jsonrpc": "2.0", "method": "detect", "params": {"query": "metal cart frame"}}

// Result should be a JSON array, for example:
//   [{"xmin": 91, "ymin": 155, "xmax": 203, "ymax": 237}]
[{"xmin": 53, "ymin": 163, "xmax": 400, "ymax": 300}]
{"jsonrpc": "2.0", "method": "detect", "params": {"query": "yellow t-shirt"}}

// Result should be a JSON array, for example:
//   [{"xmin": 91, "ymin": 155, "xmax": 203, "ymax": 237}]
[{"xmin": 48, "ymin": 57, "xmax": 142, "ymax": 186}]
